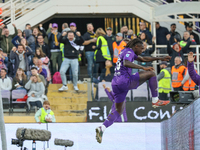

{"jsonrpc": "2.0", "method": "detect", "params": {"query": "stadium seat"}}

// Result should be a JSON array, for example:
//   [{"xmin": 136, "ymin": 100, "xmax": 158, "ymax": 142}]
[
  {"xmin": 132, "ymin": 82, "xmax": 149, "ymax": 101},
  {"xmin": 1, "ymin": 90, "xmax": 11, "ymax": 104},
  {"xmin": 11, "ymin": 89, "xmax": 28, "ymax": 113},
  {"xmin": 98, "ymin": 82, "xmax": 131, "ymax": 101}
]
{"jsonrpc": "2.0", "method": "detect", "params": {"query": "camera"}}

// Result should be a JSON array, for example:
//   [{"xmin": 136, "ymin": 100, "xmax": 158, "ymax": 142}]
[
  {"xmin": 11, "ymin": 138, "xmax": 24, "ymax": 147},
  {"xmin": 11, "ymin": 129, "xmax": 26, "ymax": 149}
]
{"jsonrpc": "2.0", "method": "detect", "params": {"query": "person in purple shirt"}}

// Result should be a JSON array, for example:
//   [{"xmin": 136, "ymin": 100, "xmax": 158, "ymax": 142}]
[
  {"xmin": 96, "ymin": 38, "xmax": 171, "ymax": 143},
  {"xmin": 103, "ymin": 84, "xmax": 127, "ymax": 122},
  {"xmin": 187, "ymin": 52, "xmax": 200, "ymax": 86}
]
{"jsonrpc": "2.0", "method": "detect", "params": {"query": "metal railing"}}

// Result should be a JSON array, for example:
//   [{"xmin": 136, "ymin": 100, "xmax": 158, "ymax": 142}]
[
  {"xmin": 0, "ymin": 0, "xmax": 49, "ymax": 25},
  {"xmin": 148, "ymin": 45, "xmax": 200, "ymax": 74}
]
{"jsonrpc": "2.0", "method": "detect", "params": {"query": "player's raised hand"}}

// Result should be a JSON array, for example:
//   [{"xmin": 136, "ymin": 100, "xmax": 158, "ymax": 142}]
[
  {"xmin": 188, "ymin": 52, "xmax": 195, "ymax": 63},
  {"xmin": 160, "ymin": 56, "xmax": 171, "ymax": 61},
  {"xmin": 143, "ymin": 66, "xmax": 155, "ymax": 71}
]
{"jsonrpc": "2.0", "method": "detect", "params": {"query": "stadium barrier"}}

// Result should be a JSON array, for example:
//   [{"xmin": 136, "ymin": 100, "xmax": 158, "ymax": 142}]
[{"xmin": 161, "ymin": 98, "xmax": 200, "ymax": 150}]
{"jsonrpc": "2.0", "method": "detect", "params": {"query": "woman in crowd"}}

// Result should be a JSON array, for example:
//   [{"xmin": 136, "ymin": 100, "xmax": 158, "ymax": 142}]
[
  {"xmin": 12, "ymin": 68, "xmax": 28, "ymax": 90},
  {"xmin": 25, "ymin": 75, "xmax": 46, "ymax": 110},
  {"xmin": 35, "ymin": 47, "xmax": 46, "ymax": 59},
  {"xmin": 139, "ymin": 32, "xmax": 151, "ymax": 45},
  {"xmin": 93, "ymin": 28, "xmax": 111, "ymax": 78},
  {"xmin": 0, "ymin": 48, "xmax": 8, "ymax": 70}
]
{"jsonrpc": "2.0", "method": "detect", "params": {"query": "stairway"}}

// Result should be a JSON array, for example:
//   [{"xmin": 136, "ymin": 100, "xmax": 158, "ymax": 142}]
[{"xmin": 47, "ymin": 83, "xmax": 88, "ymax": 122}]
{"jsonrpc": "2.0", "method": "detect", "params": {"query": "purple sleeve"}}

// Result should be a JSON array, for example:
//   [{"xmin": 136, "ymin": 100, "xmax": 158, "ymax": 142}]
[
  {"xmin": 187, "ymin": 61, "xmax": 200, "ymax": 85},
  {"xmin": 40, "ymin": 68, "xmax": 47, "ymax": 78},
  {"xmin": 123, "ymin": 51, "xmax": 136, "ymax": 62},
  {"xmin": 105, "ymin": 89, "xmax": 114, "ymax": 102}
]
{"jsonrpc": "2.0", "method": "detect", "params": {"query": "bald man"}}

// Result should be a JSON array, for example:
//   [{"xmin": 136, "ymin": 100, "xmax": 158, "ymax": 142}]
[{"xmin": 137, "ymin": 22, "xmax": 152, "ymax": 41}]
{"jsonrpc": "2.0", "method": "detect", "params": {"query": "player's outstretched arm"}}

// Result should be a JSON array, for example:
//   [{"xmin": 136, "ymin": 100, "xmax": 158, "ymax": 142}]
[
  {"xmin": 136, "ymin": 56, "xmax": 171, "ymax": 62},
  {"xmin": 124, "ymin": 60, "xmax": 154, "ymax": 71},
  {"xmin": 187, "ymin": 52, "xmax": 200, "ymax": 85}
]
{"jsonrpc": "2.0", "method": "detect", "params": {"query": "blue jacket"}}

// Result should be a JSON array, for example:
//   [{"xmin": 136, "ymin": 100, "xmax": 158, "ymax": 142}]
[
  {"xmin": 48, "ymin": 32, "xmax": 62, "ymax": 50},
  {"xmin": 156, "ymin": 26, "xmax": 169, "ymax": 45}
]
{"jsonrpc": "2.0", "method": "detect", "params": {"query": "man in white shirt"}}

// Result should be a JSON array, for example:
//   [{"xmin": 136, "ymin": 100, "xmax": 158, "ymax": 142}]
[{"xmin": 0, "ymin": 68, "xmax": 12, "ymax": 90}]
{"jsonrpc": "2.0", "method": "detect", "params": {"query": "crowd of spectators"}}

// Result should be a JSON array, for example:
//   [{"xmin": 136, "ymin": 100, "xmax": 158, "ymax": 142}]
[{"xmin": 0, "ymin": 19, "xmax": 199, "ymax": 105}]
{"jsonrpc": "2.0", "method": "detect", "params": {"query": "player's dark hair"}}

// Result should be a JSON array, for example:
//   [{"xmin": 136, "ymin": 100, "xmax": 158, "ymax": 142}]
[{"xmin": 125, "ymin": 38, "xmax": 143, "ymax": 48}]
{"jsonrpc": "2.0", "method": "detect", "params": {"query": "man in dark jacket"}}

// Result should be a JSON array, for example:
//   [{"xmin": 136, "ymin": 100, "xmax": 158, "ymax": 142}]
[
  {"xmin": 0, "ymin": 24, "xmax": 18, "ymax": 54},
  {"xmin": 58, "ymin": 31, "xmax": 84, "ymax": 91},
  {"xmin": 137, "ymin": 22, "xmax": 152, "ymax": 41},
  {"xmin": 181, "ymin": 31, "xmax": 196, "ymax": 53},
  {"xmin": 169, "ymin": 23, "xmax": 181, "ymax": 44},
  {"xmin": 10, "ymin": 44, "xmax": 33, "ymax": 75},
  {"xmin": 24, "ymin": 29, "xmax": 35, "ymax": 53},
  {"xmin": 36, "ymin": 34, "xmax": 50, "ymax": 58},
  {"xmin": 156, "ymin": 22, "xmax": 169, "ymax": 45},
  {"xmin": 104, "ymin": 27, "xmax": 116, "ymax": 60},
  {"xmin": 166, "ymin": 34, "xmax": 192, "ymax": 67}
]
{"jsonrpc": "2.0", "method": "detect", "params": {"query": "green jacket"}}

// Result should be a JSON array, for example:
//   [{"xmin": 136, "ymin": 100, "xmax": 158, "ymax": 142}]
[{"xmin": 0, "ymin": 27, "xmax": 18, "ymax": 54}]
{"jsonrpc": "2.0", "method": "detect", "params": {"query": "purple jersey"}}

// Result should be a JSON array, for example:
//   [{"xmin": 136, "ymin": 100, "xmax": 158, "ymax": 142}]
[{"xmin": 114, "ymin": 48, "xmax": 138, "ymax": 77}]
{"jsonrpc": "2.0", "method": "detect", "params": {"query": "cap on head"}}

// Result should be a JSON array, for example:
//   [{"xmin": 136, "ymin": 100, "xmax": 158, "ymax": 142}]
[
  {"xmin": 70, "ymin": 22, "xmax": 76, "ymax": 27},
  {"xmin": 0, "ymin": 48, "xmax": 3, "ymax": 52},
  {"xmin": 185, "ymin": 22, "xmax": 193, "ymax": 28},
  {"xmin": 106, "ymin": 27, "xmax": 112, "ymax": 30},
  {"xmin": 159, "ymin": 61, "xmax": 168, "ymax": 66},
  {"xmin": 52, "ymin": 23, "xmax": 58, "ymax": 28},
  {"xmin": 116, "ymin": 33, "xmax": 123, "ymax": 37}
]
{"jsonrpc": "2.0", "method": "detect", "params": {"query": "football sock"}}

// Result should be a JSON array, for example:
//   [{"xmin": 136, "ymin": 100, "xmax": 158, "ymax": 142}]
[
  {"xmin": 103, "ymin": 110, "xmax": 120, "ymax": 128},
  {"xmin": 149, "ymin": 76, "xmax": 159, "ymax": 101},
  {"xmin": 101, "ymin": 125, "xmax": 106, "ymax": 132},
  {"xmin": 152, "ymin": 97, "xmax": 159, "ymax": 103}
]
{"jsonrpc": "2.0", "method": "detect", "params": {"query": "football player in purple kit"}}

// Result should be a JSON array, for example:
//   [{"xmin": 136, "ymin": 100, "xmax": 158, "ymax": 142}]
[{"xmin": 96, "ymin": 38, "xmax": 171, "ymax": 143}]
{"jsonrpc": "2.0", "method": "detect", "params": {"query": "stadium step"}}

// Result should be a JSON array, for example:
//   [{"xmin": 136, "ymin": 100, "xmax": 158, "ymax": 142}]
[
  {"xmin": 50, "ymin": 104, "xmax": 87, "ymax": 111},
  {"xmin": 48, "ymin": 97, "xmax": 88, "ymax": 104},
  {"xmin": 48, "ymin": 83, "xmax": 88, "ymax": 91},
  {"xmin": 4, "ymin": 116, "xmax": 86, "ymax": 123}
]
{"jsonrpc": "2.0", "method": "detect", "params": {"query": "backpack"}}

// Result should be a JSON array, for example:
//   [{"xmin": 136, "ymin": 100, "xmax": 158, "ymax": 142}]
[{"xmin": 52, "ymin": 72, "xmax": 62, "ymax": 84}]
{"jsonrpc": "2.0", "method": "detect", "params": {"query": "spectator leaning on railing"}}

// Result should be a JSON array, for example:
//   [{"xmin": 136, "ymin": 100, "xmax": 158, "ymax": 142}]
[
  {"xmin": 58, "ymin": 30, "xmax": 84, "ymax": 92},
  {"xmin": 0, "ymin": 24, "xmax": 17, "ymax": 54},
  {"xmin": 0, "ymin": 68, "xmax": 12, "ymax": 91}
]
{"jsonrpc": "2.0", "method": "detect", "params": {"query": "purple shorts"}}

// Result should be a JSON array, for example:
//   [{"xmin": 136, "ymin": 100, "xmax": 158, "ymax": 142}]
[{"xmin": 112, "ymin": 72, "xmax": 140, "ymax": 103}]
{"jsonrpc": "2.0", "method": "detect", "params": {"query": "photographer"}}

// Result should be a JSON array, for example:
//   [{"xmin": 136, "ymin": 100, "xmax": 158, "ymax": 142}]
[{"xmin": 58, "ymin": 30, "xmax": 84, "ymax": 91}]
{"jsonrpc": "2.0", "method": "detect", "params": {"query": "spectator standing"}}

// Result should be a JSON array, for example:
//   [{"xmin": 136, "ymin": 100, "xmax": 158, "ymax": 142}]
[
  {"xmin": 83, "ymin": 23, "xmax": 97, "ymax": 78},
  {"xmin": 180, "ymin": 31, "xmax": 196, "ymax": 53},
  {"xmin": 58, "ymin": 31, "xmax": 84, "ymax": 91},
  {"xmin": 166, "ymin": 34, "xmax": 192, "ymax": 67},
  {"xmin": 0, "ymin": 68, "xmax": 12, "ymax": 90},
  {"xmin": 62, "ymin": 23, "xmax": 70, "ymax": 33},
  {"xmin": 137, "ymin": 22, "xmax": 152, "ymax": 41},
  {"xmin": 112, "ymin": 33, "xmax": 127, "ymax": 64},
  {"xmin": 93, "ymin": 28, "xmax": 111, "ymax": 77},
  {"xmin": 104, "ymin": 27, "xmax": 116, "ymax": 60},
  {"xmin": 157, "ymin": 61, "xmax": 171, "ymax": 100},
  {"xmin": 156, "ymin": 22, "xmax": 169, "ymax": 54},
  {"xmin": 171, "ymin": 56, "xmax": 186, "ymax": 91},
  {"xmin": 138, "ymin": 37, "xmax": 156, "ymax": 68},
  {"xmin": 169, "ymin": 23, "xmax": 181, "ymax": 44},
  {"xmin": 10, "ymin": 45, "xmax": 33, "ymax": 75},
  {"xmin": 48, "ymin": 23, "xmax": 62, "ymax": 75},
  {"xmin": 25, "ymin": 23, "xmax": 31, "ymax": 30},
  {"xmin": 36, "ymin": 34, "xmax": 50, "ymax": 58},
  {"xmin": 25, "ymin": 75, "xmax": 45, "ymax": 110},
  {"xmin": 0, "ymin": 24, "xmax": 17, "ymax": 54},
  {"xmin": 185, "ymin": 22, "xmax": 200, "ymax": 44},
  {"xmin": 35, "ymin": 101, "xmax": 56, "ymax": 123},
  {"xmin": 12, "ymin": 68, "xmax": 28, "ymax": 90},
  {"xmin": 121, "ymin": 26, "xmax": 128, "ymax": 39},
  {"xmin": 24, "ymin": 29, "xmax": 35, "ymax": 53},
  {"xmin": 70, "ymin": 22, "xmax": 77, "ymax": 34}
]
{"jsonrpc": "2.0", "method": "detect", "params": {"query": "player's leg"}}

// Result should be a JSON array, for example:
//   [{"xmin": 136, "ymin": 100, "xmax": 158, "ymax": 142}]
[{"xmin": 138, "ymin": 71, "xmax": 170, "ymax": 107}]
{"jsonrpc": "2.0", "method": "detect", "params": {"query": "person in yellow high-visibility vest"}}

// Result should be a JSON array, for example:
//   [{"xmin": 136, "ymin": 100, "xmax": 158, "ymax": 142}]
[
  {"xmin": 157, "ymin": 61, "xmax": 172, "ymax": 100},
  {"xmin": 35, "ymin": 101, "xmax": 56, "ymax": 123},
  {"xmin": 93, "ymin": 28, "xmax": 111, "ymax": 77}
]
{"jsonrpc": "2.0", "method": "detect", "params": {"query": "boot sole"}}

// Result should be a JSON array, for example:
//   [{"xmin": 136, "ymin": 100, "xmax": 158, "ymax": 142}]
[{"xmin": 95, "ymin": 128, "xmax": 102, "ymax": 143}]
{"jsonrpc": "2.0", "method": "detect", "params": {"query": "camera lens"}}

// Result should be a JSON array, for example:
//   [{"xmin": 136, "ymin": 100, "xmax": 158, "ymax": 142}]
[{"xmin": 11, "ymin": 139, "xmax": 19, "ymax": 145}]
